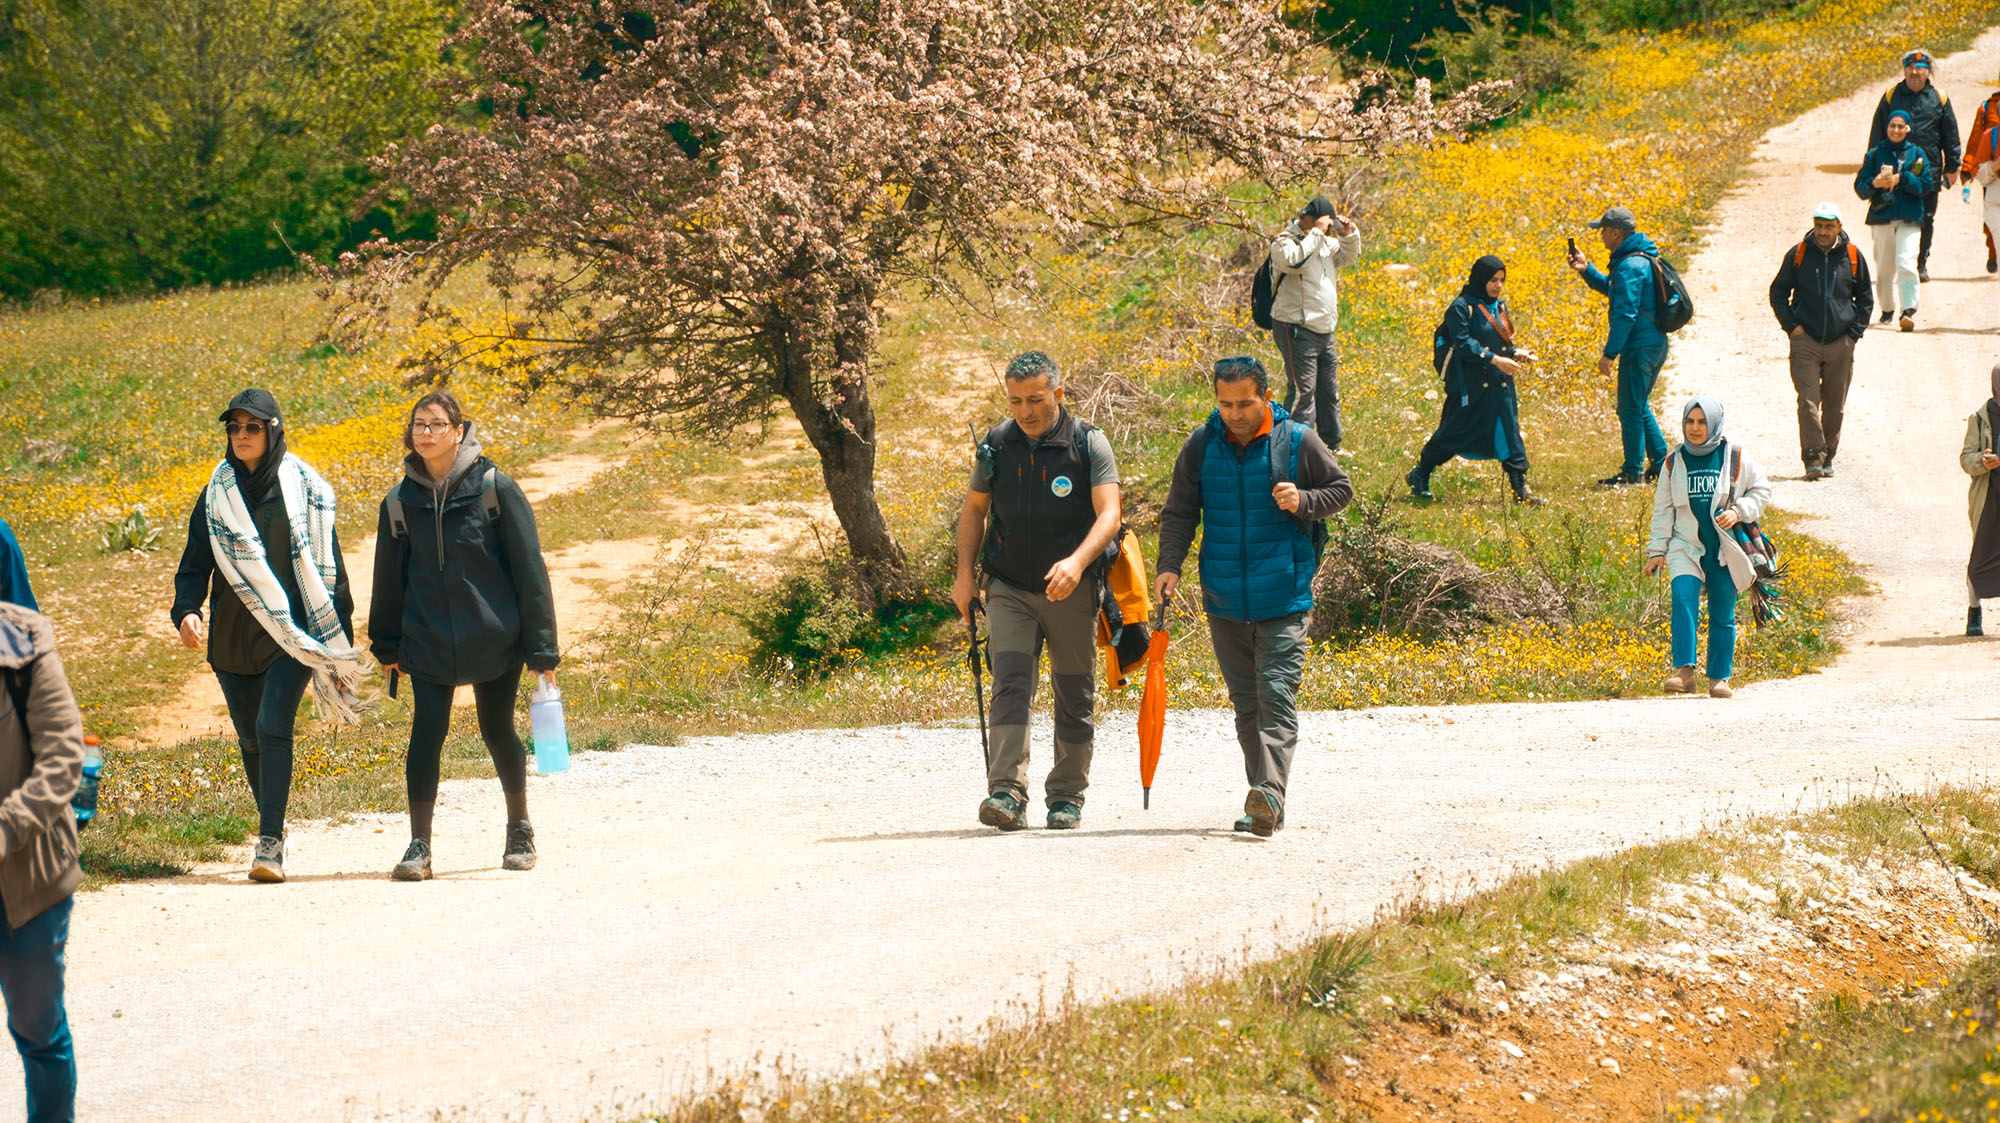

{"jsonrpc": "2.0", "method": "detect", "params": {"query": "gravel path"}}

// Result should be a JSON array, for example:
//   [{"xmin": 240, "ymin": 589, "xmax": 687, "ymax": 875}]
[{"xmin": 39, "ymin": 33, "xmax": 2000, "ymax": 1122}]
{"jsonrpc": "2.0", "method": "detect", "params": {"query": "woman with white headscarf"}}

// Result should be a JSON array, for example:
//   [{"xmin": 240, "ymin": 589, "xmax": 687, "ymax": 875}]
[
  {"xmin": 1960, "ymin": 361, "xmax": 2000, "ymax": 635},
  {"xmin": 1643, "ymin": 397, "xmax": 1773, "ymax": 698}
]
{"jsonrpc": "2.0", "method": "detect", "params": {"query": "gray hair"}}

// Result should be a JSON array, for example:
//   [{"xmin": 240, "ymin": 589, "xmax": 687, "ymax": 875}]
[{"xmin": 1004, "ymin": 350, "xmax": 1060, "ymax": 389}]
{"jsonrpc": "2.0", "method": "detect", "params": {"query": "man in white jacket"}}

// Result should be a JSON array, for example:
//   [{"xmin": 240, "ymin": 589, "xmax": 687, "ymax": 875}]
[{"xmin": 1268, "ymin": 196, "xmax": 1362, "ymax": 451}]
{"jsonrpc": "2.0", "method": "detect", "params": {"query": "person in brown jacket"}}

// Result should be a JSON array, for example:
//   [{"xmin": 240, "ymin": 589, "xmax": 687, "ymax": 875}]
[{"xmin": 0, "ymin": 601, "xmax": 83, "ymax": 1122}]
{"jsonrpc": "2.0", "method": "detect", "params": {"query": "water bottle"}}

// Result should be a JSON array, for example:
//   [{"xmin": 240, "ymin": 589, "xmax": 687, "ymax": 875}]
[
  {"xmin": 529, "ymin": 679, "xmax": 569, "ymax": 775},
  {"xmin": 1966, "ymin": 184, "xmax": 1974, "ymax": 205},
  {"xmin": 75, "ymin": 734, "xmax": 101, "ymax": 827}
]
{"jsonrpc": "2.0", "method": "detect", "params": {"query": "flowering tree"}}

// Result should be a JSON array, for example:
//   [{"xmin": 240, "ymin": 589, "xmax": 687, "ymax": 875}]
[{"xmin": 342, "ymin": 0, "xmax": 1499, "ymax": 593}]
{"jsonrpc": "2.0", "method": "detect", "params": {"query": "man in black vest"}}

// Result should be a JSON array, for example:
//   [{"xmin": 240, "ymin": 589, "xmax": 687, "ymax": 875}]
[
  {"xmin": 1868, "ymin": 48, "xmax": 1960, "ymax": 280},
  {"xmin": 953, "ymin": 352, "xmax": 1122, "ymax": 831}
]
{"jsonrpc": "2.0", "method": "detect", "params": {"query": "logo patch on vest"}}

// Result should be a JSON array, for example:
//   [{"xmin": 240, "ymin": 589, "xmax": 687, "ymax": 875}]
[{"xmin": 1051, "ymin": 475, "xmax": 1074, "ymax": 498}]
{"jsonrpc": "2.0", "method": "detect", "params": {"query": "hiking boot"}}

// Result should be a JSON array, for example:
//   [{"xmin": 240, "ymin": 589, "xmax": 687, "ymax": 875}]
[
  {"xmin": 1643, "ymin": 457, "xmax": 1665, "ymax": 484},
  {"xmin": 1234, "ymin": 806, "xmax": 1287, "ymax": 833},
  {"xmin": 248, "ymin": 835, "xmax": 285, "ymax": 883},
  {"xmin": 1970, "ymin": 606, "xmax": 1985, "ymax": 637},
  {"xmin": 1988, "ymin": 256, "xmax": 1997, "ymax": 275},
  {"xmin": 1596, "ymin": 469, "xmax": 1642, "ymax": 488},
  {"xmin": 502, "ymin": 820, "xmax": 536, "ymax": 871},
  {"xmin": 1899, "ymin": 309, "xmax": 1915, "ymax": 332},
  {"xmin": 1663, "ymin": 665, "xmax": 1697, "ymax": 694},
  {"xmin": 978, "ymin": 791, "xmax": 1028, "ymax": 832},
  {"xmin": 1404, "ymin": 466, "xmax": 1434, "ymax": 502},
  {"xmin": 1802, "ymin": 449, "xmax": 1824, "ymax": 480},
  {"xmin": 1505, "ymin": 468, "xmax": 1545, "ymax": 507},
  {"xmin": 1243, "ymin": 787, "xmax": 1282, "ymax": 838},
  {"xmin": 1819, "ymin": 457, "xmax": 1835, "ymax": 478},
  {"xmin": 1708, "ymin": 679, "xmax": 1733, "ymax": 699},
  {"xmin": 1046, "ymin": 801, "xmax": 1082, "ymax": 831},
  {"xmin": 1878, "ymin": 308, "xmax": 1894, "ymax": 325},
  {"xmin": 391, "ymin": 838, "xmax": 433, "ymax": 882}
]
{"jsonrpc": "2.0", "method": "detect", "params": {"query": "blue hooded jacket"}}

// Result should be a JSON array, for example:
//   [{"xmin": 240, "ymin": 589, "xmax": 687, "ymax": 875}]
[
  {"xmin": 0, "ymin": 521, "xmax": 34, "ymax": 611},
  {"xmin": 1194, "ymin": 403, "xmax": 1318, "ymax": 623},
  {"xmin": 1853, "ymin": 137, "xmax": 1932, "ymax": 226},
  {"xmin": 1581, "ymin": 231, "xmax": 1667, "ymax": 359}
]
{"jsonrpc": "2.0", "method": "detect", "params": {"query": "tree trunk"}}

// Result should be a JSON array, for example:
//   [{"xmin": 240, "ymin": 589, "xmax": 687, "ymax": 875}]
[{"xmin": 771, "ymin": 312, "xmax": 910, "ymax": 598}]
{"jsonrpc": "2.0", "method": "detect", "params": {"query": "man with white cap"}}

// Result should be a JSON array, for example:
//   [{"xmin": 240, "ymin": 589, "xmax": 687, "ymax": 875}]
[{"xmin": 1768, "ymin": 203, "xmax": 1873, "ymax": 479}]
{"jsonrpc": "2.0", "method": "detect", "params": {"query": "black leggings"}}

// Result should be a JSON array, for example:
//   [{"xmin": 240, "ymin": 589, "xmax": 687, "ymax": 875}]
[{"xmin": 405, "ymin": 665, "xmax": 529, "ymax": 804}]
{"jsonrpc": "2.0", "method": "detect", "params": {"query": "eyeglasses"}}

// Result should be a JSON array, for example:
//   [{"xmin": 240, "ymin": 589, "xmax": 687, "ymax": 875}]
[
  {"xmin": 223, "ymin": 421, "xmax": 267, "ymax": 437},
  {"xmin": 411, "ymin": 421, "xmax": 457, "ymax": 436}
]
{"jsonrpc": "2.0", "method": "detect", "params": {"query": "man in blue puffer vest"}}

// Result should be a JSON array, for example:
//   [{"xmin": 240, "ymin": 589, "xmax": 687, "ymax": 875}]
[
  {"xmin": 1154, "ymin": 357, "xmax": 1352, "ymax": 837},
  {"xmin": 1570, "ymin": 205, "xmax": 1670, "ymax": 489}
]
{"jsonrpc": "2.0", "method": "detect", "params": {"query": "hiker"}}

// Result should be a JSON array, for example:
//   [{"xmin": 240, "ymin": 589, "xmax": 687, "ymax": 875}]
[
  {"xmin": 1767, "ymin": 203, "xmax": 1873, "ymax": 479},
  {"xmin": 1866, "ymin": 49, "xmax": 1959, "ymax": 282},
  {"xmin": 169, "ymin": 389, "xmax": 358, "ymax": 883},
  {"xmin": 1957, "ymin": 360, "xmax": 2000, "ymax": 636},
  {"xmin": 1643, "ymin": 397, "xmax": 1772, "ymax": 700},
  {"xmin": 1267, "ymin": 195, "xmax": 1361, "ymax": 452},
  {"xmin": 1963, "ymin": 80, "xmax": 2000, "ymax": 275},
  {"xmin": 1569, "ymin": 206, "xmax": 1669, "ymax": 487},
  {"xmin": 1154, "ymin": 356, "xmax": 1352, "ymax": 837},
  {"xmin": 952, "ymin": 351, "xmax": 1122, "ymax": 831},
  {"xmin": 0, "ymin": 601, "xmax": 85, "ymax": 1123},
  {"xmin": 369, "ymin": 391, "xmax": 559, "ymax": 880},
  {"xmin": 1405, "ymin": 255, "xmax": 1544, "ymax": 506},
  {"xmin": 1856, "ymin": 109, "xmax": 1935, "ymax": 333},
  {"xmin": 0, "ymin": 520, "xmax": 33, "ymax": 609}
]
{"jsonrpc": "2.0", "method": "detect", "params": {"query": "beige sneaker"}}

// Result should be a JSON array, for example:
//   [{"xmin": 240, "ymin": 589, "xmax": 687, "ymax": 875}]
[
  {"xmin": 1708, "ymin": 679, "xmax": 1733, "ymax": 699},
  {"xmin": 248, "ymin": 835, "xmax": 285, "ymax": 883},
  {"xmin": 1663, "ymin": 665, "xmax": 1697, "ymax": 694}
]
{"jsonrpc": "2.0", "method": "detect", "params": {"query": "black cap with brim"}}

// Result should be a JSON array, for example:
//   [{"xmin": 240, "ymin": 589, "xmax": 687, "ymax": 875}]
[{"xmin": 219, "ymin": 388, "xmax": 281, "ymax": 423}]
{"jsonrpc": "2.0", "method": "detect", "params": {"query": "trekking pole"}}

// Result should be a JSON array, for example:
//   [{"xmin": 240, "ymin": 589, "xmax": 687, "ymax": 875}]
[{"xmin": 967, "ymin": 599, "xmax": 990, "ymax": 770}]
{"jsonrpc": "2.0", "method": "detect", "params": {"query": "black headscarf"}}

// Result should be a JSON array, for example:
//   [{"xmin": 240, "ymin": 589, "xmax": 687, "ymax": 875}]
[
  {"xmin": 1460, "ymin": 255, "xmax": 1506, "ymax": 301},
  {"xmin": 224, "ymin": 411, "xmax": 289, "ymax": 506}
]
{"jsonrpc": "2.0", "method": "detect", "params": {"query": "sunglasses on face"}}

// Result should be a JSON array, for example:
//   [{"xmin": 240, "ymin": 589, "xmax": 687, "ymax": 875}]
[{"xmin": 223, "ymin": 421, "xmax": 268, "ymax": 437}]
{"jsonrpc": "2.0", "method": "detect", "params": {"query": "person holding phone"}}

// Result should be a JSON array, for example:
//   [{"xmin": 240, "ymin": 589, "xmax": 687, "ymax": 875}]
[
  {"xmin": 1405, "ymin": 255, "xmax": 1543, "ymax": 505},
  {"xmin": 1267, "ymin": 196, "xmax": 1361, "ymax": 452},
  {"xmin": 1569, "ymin": 206, "xmax": 1671, "ymax": 488},
  {"xmin": 369, "ymin": 391, "xmax": 559, "ymax": 881},
  {"xmin": 1959, "ymin": 360, "xmax": 2000, "ymax": 636},
  {"xmin": 169, "ymin": 389, "xmax": 359, "ymax": 883},
  {"xmin": 1856, "ymin": 109, "xmax": 1933, "ymax": 331}
]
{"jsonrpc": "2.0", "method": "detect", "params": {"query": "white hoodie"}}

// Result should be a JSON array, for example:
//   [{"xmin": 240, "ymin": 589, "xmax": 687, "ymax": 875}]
[{"xmin": 1646, "ymin": 439, "xmax": 1773, "ymax": 592}]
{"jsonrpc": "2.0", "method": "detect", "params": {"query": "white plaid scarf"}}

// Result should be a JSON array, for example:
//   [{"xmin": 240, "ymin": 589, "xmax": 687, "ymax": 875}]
[{"xmin": 204, "ymin": 454, "xmax": 360, "ymax": 724}]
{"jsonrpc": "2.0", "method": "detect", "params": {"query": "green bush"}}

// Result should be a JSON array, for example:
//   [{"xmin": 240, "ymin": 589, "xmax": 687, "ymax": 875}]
[{"xmin": 742, "ymin": 556, "xmax": 955, "ymax": 679}]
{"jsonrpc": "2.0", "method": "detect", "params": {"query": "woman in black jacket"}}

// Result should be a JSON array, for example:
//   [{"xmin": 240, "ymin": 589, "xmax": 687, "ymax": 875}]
[
  {"xmin": 369, "ymin": 391, "xmax": 559, "ymax": 881},
  {"xmin": 170, "ymin": 389, "xmax": 357, "ymax": 883},
  {"xmin": 1404, "ymin": 256, "xmax": 1544, "ymax": 505}
]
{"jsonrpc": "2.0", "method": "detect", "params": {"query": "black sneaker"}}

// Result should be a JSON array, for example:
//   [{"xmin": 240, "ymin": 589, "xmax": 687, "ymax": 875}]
[
  {"xmin": 1971, "ymin": 607, "xmax": 1985, "ymax": 637},
  {"xmin": 1879, "ymin": 309, "xmax": 1894, "ymax": 324},
  {"xmin": 1900, "ymin": 309, "xmax": 1915, "ymax": 332},
  {"xmin": 1642, "ymin": 457, "xmax": 1665, "ymax": 484},
  {"xmin": 1243, "ymin": 787, "xmax": 1283, "ymax": 838},
  {"xmin": 249, "ymin": 835, "xmax": 285, "ymax": 884},
  {"xmin": 1919, "ymin": 263, "xmax": 1931, "ymax": 283},
  {"xmin": 502, "ymin": 820, "xmax": 537, "ymax": 871},
  {"xmin": 1046, "ymin": 801, "xmax": 1082, "ymax": 830},
  {"xmin": 1988, "ymin": 256, "xmax": 1997, "ymax": 275},
  {"xmin": 1404, "ymin": 466, "xmax": 1434, "ymax": 501},
  {"xmin": 391, "ymin": 838, "xmax": 433, "ymax": 882},
  {"xmin": 978, "ymin": 791, "xmax": 1028, "ymax": 831},
  {"xmin": 1596, "ymin": 470, "xmax": 1641, "ymax": 488}
]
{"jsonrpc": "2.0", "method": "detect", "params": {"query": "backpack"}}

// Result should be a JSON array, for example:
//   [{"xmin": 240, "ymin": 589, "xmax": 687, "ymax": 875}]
[
  {"xmin": 1094, "ymin": 526, "xmax": 1153, "ymax": 691},
  {"xmin": 1643, "ymin": 252, "xmax": 1695, "ymax": 333},
  {"xmin": 1250, "ymin": 258, "xmax": 1281, "ymax": 330},
  {"xmin": 385, "ymin": 467, "xmax": 500, "ymax": 540},
  {"xmin": 3, "ymin": 664, "xmax": 94, "ymax": 829},
  {"xmin": 1431, "ymin": 314, "xmax": 1453, "ymax": 373}
]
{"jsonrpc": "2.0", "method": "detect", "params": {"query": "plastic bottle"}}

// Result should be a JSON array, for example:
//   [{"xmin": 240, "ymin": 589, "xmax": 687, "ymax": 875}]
[
  {"xmin": 1966, "ymin": 184, "xmax": 1975, "ymax": 205},
  {"xmin": 529, "ymin": 679, "xmax": 569, "ymax": 775},
  {"xmin": 75, "ymin": 734, "xmax": 101, "ymax": 827}
]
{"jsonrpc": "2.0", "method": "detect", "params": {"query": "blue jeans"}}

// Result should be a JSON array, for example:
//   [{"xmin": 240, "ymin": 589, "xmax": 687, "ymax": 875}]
[
  {"xmin": 0, "ymin": 895, "xmax": 74, "ymax": 1123},
  {"xmin": 214, "ymin": 656, "xmax": 313, "ymax": 839},
  {"xmin": 1616, "ymin": 343, "xmax": 1669, "ymax": 474},
  {"xmin": 1671, "ymin": 566, "xmax": 1737, "ymax": 680}
]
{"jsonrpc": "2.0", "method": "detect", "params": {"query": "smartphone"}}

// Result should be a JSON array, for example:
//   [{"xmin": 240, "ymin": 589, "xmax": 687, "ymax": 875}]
[
  {"xmin": 1566, "ymin": 237, "xmax": 1578, "ymax": 258},
  {"xmin": 387, "ymin": 668, "xmax": 399, "ymax": 699}
]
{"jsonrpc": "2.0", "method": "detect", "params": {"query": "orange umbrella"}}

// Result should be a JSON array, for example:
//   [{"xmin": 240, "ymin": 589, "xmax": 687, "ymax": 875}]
[{"xmin": 1137, "ymin": 597, "xmax": 1171, "ymax": 808}]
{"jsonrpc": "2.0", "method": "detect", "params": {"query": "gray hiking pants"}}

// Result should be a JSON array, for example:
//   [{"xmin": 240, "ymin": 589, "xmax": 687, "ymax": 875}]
[
  {"xmin": 1273, "ymin": 321, "xmax": 1342, "ymax": 450},
  {"xmin": 1208, "ymin": 611, "xmax": 1309, "ymax": 801},
  {"xmin": 984, "ymin": 576, "xmax": 1098, "ymax": 807}
]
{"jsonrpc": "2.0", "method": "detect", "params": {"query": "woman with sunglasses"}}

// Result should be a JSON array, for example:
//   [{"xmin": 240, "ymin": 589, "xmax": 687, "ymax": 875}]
[
  {"xmin": 170, "ymin": 389, "xmax": 359, "ymax": 883},
  {"xmin": 369, "ymin": 391, "xmax": 558, "ymax": 881}
]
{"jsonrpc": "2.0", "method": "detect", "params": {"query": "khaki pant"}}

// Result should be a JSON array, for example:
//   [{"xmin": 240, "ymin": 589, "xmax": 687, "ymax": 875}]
[
  {"xmin": 1208, "ymin": 611, "xmax": 1309, "ymax": 801},
  {"xmin": 984, "ymin": 576, "xmax": 1098, "ymax": 807},
  {"xmin": 1788, "ymin": 333, "xmax": 1855, "ymax": 463}
]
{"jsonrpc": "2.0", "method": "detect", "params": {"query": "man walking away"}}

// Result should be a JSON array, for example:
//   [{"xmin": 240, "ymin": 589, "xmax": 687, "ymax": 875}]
[
  {"xmin": 1154, "ymin": 357, "xmax": 1352, "ymax": 837},
  {"xmin": 1768, "ymin": 203, "xmax": 1872, "ymax": 479},
  {"xmin": 1570, "ymin": 206, "xmax": 1670, "ymax": 487},
  {"xmin": 953, "ymin": 352, "xmax": 1122, "ymax": 832},
  {"xmin": 1868, "ymin": 48, "xmax": 1959, "ymax": 281},
  {"xmin": 1962, "ymin": 80, "xmax": 2000, "ymax": 275},
  {"xmin": 0, "ymin": 602, "xmax": 83, "ymax": 1123},
  {"xmin": 1268, "ymin": 196, "xmax": 1361, "ymax": 452}
]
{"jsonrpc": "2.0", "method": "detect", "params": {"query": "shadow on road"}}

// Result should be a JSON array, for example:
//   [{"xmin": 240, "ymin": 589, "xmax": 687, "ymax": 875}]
[
  {"xmin": 169, "ymin": 865, "xmax": 504, "ymax": 885},
  {"xmin": 816, "ymin": 827, "xmax": 1227, "ymax": 843},
  {"xmin": 1873, "ymin": 635, "xmax": 1989, "ymax": 648}
]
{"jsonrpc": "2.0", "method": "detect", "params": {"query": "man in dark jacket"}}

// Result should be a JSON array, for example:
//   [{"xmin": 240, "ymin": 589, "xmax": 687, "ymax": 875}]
[
  {"xmin": 953, "ymin": 352, "xmax": 1122, "ymax": 832},
  {"xmin": 1570, "ymin": 206, "xmax": 1671, "ymax": 487},
  {"xmin": 1154, "ymin": 356, "xmax": 1352, "ymax": 837},
  {"xmin": 0, "ymin": 602, "xmax": 84, "ymax": 1121},
  {"xmin": 1768, "ymin": 202, "xmax": 1873, "ymax": 479},
  {"xmin": 1868, "ymin": 48, "xmax": 1960, "ymax": 280}
]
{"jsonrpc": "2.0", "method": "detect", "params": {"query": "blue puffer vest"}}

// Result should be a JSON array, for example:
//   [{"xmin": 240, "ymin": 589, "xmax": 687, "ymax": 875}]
[{"xmin": 1197, "ymin": 403, "xmax": 1316, "ymax": 623}]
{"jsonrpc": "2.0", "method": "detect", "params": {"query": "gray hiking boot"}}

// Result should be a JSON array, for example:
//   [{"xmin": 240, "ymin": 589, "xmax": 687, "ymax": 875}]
[
  {"xmin": 1243, "ymin": 787, "xmax": 1283, "ymax": 838},
  {"xmin": 978, "ymin": 791, "xmax": 1028, "ymax": 832},
  {"xmin": 248, "ymin": 835, "xmax": 285, "ymax": 883},
  {"xmin": 1046, "ymin": 801, "xmax": 1082, "ymax": 830},
  {"xmin": 391, "ymin": 838, "xmax": 433, "ymax": 882},
  {"xmin": 502, "ymin": 820, "xmax": 537, "ymax": 871}
]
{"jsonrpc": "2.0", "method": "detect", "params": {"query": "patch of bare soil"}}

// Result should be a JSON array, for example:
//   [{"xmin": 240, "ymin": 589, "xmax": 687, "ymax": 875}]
[{"xmin": 1328, "ymin": 837, "xmax": 1990, "ymax": 1120}]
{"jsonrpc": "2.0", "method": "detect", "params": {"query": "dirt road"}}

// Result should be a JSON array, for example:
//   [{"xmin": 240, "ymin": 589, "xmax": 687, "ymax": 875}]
[{"xmin": 35, "ymin": 33, "xmax": 2000, "ymax": 1122}]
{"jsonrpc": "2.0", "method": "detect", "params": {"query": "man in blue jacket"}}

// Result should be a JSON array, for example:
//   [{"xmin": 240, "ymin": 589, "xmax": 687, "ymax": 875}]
[
  {"xmin": 1570, "ymin": 206, "xmax": 1670, "ymax": 488},
  {"xmin": 1154, "ymin": 357, "xmax": 1352, "ymax": 837}
]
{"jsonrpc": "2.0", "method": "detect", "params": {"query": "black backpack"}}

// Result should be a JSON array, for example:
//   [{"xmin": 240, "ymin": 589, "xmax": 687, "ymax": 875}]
[
  {"xmin": 1644, "ymin": 252, "xmax": 1695, "ymax": 333},
  {"xmin": 1250, "ymin": 259, "xmax": 1280, "ymax": 330}
]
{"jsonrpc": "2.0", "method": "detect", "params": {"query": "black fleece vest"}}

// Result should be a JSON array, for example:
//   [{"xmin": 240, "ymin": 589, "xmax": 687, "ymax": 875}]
[{"xmin": 980, "ymin": 411, "xmax": 1098, "ymax": 594}]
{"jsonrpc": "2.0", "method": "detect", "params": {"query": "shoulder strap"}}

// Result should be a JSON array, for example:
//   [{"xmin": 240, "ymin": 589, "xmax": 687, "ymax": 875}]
[
  {"xmin": 482, "ymin": 466, "xmax": 501, "ymax": 524},
  {"xmin": 1794, "ymin": 240, "xmax": 1807, "ymax": 267},
  {"xmin": 4, "ymin": 666, "xmax": 27, "ymax": 743},
  {"xmin": 1727, "ymin": 443, "xmax": 1743, "ymax": 506},
  {"xmin": 1847, "ymin": 242, "xmax": 1859, "ymax": 274},
  {"xmin": 385, "ymin": 487, "xmax": 408, "ymax": 540}
]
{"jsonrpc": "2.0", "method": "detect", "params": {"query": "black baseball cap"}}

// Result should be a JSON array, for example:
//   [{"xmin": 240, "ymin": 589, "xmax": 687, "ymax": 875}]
[{"xmin": 219, "ymin": 388, "xmax": 281, "ymax": 423}]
